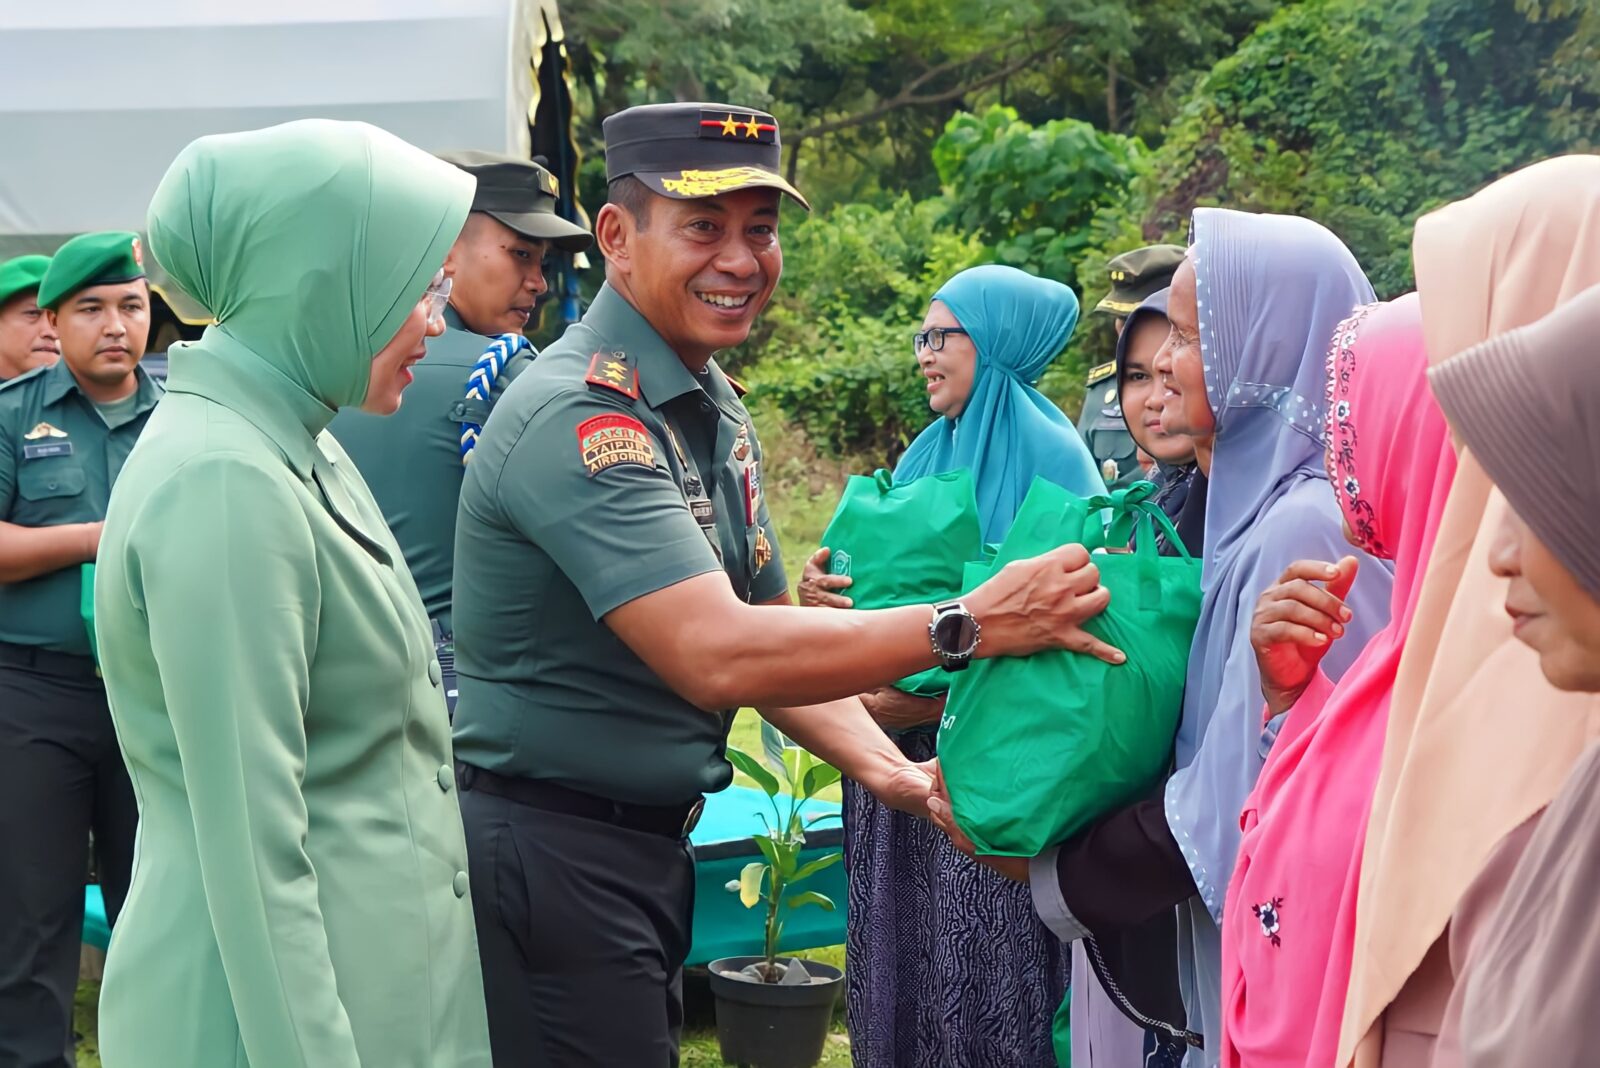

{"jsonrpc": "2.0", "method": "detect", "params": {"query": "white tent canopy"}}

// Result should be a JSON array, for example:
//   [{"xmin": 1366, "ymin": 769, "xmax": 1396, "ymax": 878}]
[{"xmin": 0, "ymin": 0, "xmax": 562, "ymax": 316}]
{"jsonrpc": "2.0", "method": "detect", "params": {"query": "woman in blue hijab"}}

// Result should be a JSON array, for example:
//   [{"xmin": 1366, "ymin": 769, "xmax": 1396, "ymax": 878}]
[
  {"xmin": 894, "ymin": 263, "xmax": 1105, "ymax": 541},
  {"xmin": 799, "ymin": 264, "xmax": 1101, "ymax": 1067}
]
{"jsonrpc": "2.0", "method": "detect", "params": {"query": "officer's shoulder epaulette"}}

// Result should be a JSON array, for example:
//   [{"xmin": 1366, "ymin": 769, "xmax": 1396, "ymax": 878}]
[
  {"xmin": 1086, "ymin": 360, "xmax": 1117, "ymax": 386},
  {"xmin": 723, "ymin": 371, "xmax": 748, "ymax": 398},
  {"xmin": 584, "ymin": 348, "xmax": 640, "ymax": 401}
]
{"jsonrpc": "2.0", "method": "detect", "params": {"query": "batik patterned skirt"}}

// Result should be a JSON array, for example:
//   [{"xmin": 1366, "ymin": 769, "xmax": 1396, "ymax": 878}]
[{"xmin": 843, "ymin": 728, "xmax": 1069, "ymax": 1067}]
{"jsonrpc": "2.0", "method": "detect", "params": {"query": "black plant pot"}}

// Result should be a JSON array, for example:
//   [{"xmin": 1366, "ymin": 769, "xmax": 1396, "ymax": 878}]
[{"xmin": 708, "ymin": 956, "xmax": 844, "ymax": 1068}]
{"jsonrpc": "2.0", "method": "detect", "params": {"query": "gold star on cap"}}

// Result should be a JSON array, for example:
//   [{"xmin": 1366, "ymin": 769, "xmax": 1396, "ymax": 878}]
[
  {"xmin": 743, "ymin": 116, "xmax": 760, "ymax": 138},
  {"xmin": 721, "ymin": 114, "xmax": 740, "ymax": 136}
]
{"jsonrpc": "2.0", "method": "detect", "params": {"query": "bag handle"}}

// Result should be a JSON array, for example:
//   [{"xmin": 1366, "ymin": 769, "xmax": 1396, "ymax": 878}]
[
  {"xmin": 1081, "ymin": 482, "xmax": 1194, "ymax": 561},
  {"xmin": 1079, "ymin": 482, "xmax": 1195, "ymax": 608}
]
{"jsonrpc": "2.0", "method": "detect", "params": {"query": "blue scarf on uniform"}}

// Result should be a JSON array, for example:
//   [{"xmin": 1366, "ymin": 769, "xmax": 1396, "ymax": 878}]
[
  {"xmin": 459, "ymin": 332, "xmax": 531, "ymax": 462},
  {"xmin": 894, "ymin": 264, "xmax": 1104, "ymax": 542}
]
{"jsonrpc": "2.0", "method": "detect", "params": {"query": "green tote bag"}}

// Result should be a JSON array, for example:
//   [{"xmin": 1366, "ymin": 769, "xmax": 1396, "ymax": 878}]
[
  {"xmin": 937, "ymin": 478, "xmax": 1202, "ymax": 857},
  {"xmin": 818, "ymin": 468, "xmax": 985, "ymax": 698}
]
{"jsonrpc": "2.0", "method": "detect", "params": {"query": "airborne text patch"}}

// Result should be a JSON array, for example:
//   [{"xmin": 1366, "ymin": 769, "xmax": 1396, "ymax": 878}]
[{"xmin": 577, "ymin": 414, "xmax": 655, "ymax": 477}]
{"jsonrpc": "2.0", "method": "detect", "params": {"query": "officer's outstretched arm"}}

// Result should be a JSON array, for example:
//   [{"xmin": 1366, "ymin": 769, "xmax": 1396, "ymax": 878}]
[
  {"xmin": 604, "ymin": 543, "xmax": 1122, "ymax": 713},
  {"xmin": 112, "ymin": 454, "xmax": 362, "ymax": 1068},
  {"xmin": 491, "ymin": 390, "xmax": 1121, "ymax": 712}
]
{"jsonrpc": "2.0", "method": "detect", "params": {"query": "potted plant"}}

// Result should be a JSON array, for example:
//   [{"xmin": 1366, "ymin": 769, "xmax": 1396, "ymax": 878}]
[{"xmin": 708, "ymin": 745, "xmax": 845, "ymax": 1068}]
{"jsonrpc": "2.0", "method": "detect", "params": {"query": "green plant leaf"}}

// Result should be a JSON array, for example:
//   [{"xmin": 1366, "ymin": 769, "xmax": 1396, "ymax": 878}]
[
  {"xmin": 753, "ymin": 831, "xmax": 783, "ymax": 871},
  {"xmin": 727, "ymin": 747, "xmax": 781, "ymax": 798},
  {"xmin": 790, "ymin": 851, "xmax": 842, "ymax": 884},
  {"xmin": 781, "ymin": 746, "xmax": 807, "ymax": 792},
  {"xmin": 801, "ymin": 762, "xmax": 842, "ymax": 799},
  {"xmin": 785, "ymin": 890, "xmax": 837, "ymax": 912},
  {"xmin": 738, "ymin": 862, "xmax": 766, "ymax": 908}
]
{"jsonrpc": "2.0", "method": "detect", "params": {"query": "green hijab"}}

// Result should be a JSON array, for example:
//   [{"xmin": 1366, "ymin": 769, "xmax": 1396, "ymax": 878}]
[{"xmin": 148, "ymin": 119, "xmax": 473, "ymax": 413}]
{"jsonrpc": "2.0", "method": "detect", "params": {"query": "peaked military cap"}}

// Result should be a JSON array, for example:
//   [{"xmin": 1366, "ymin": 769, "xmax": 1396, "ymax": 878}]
[
  {"xmin": 38, "ymin": 231, "xmax": 146, "ymax": 310},
  {"xmin": 0, "ymin": 254, "xmax": 50, "ymax": 307},
  {"xmin": 602, "ymin": 102, "xmax": 810, "ymax": 210},
  {"xmin": 1094, "ymin": 243, "xmax": 1186, "ymax": 316},
  {"xmin": 436, "ymin": 150, "xmax": 593, "ymax": 253}
]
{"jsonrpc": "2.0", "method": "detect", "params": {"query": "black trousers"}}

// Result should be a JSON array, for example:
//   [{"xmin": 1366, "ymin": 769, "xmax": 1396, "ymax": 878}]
[
  {"xmin": 0, "ymin": 655, "xmax": 136, "ymax": 1068},
  {"xmin": 459, "ymin": 772, "xmax": 696, "ymax": 1068}
]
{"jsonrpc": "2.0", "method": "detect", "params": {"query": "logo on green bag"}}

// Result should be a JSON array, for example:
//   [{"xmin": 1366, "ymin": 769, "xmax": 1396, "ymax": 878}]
[
  {"xmin": 940, "ymin": 713, "xmax": 957, "ymax": 732},
  {"xmin": 830, "ymin": 550, "xmax": 851, "ymax": 577}
]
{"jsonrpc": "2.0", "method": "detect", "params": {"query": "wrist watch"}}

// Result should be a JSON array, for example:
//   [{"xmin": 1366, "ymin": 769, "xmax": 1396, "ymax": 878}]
[{"xmin": 929, "ymin": 601, "xmax": 981, "ymax": 672}]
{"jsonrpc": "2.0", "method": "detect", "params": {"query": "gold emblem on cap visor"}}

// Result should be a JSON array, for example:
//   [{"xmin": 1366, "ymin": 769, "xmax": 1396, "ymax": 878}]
[{"xmin": 661, "ymin": 167, "xmax": 780, "ymax": 197}]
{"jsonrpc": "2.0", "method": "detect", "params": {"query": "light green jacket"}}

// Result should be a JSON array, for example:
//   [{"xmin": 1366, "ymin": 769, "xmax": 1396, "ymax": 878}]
[{"xmin": 94, "ymin": 120, "xmax": 488, "ymax": 1067}]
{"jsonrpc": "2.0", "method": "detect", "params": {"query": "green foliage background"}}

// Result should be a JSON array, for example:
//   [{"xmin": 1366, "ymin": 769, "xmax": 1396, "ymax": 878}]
[{"xmin": 559, "ymin": 0, "xmax": 1595, "ymax": 488}]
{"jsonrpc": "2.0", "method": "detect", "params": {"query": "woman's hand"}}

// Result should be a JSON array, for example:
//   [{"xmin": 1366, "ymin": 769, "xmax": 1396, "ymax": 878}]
[
  {"xmin": 798, "ymin": 547, "xmax": 854, "ymax": 608},
  {"xmin": 925, "ymin": 761, "xmax": 1032, "ymax": 883},
  {"xmin": 1251, "ymin": 556, "xmax": 1359, "ymax": 717},
  {"xmin": 860, "ymin": 688, "xmax": 944, "ymax": 731}
]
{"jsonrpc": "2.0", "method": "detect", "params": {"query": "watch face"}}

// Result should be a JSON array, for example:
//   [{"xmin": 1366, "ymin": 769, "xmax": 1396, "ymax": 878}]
[{"xmin": 935, "ymin": 611, "xmax": 978, "ymax": 655}]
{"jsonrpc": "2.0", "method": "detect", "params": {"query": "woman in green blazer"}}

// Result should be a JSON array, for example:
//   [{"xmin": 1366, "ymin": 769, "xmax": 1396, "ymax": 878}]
[{"xmin": 93, "ymin": 119, "xmax": 489, "ymax": 1067}]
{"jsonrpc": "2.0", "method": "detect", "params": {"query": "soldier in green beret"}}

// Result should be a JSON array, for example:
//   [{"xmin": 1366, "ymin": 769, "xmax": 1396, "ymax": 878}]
[
  {"xmin": 0, "ymin": 254, "xmax": 60, "ymax": 381},
  {"xmin": 450, "ymin": 101, "xmax": 1122, "ymax": 1065},
  {"xmin": 330, "ymin": 151, "xmax": 592, "ymax": 712},
  {"xmin": 0, "ymin": 230, "xmax": 159, "ymax": 1064},
  {"xmin": 1079, "ymin": 243, "xmax": 1186, "ymax": 489}
]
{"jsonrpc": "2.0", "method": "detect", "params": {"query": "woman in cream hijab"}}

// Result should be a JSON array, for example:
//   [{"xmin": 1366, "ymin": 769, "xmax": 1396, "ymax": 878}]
[{"xmin": 1336, "ymin": 155, "xmax": 1600, "ymax": 1067}]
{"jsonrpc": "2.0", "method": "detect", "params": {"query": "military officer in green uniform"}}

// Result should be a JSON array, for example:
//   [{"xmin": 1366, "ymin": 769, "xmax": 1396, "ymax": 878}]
[
  {"xmin": 1079, "ymin": 243, "xmax": 1186, "ymax": 488},
  {"xmin": 330, "ymin": 152, "xmax": 591, "ymax": 712},
  {"xmin": 451, "ymin": 102, "xmax": 1125, "ymax": 1066},
  {"xmin": 0, "ymin": 231, "xmax": 158, "ymax": 1066},
  {"xmin": 0, "ymin": 254, "xmax": 60, "ymax": 381}
]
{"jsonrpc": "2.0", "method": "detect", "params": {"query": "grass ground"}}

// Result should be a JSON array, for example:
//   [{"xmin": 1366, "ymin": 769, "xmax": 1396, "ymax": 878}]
[{"xmin": 74, "ymin": 403, "xmax": 859, "ymax": 1066}]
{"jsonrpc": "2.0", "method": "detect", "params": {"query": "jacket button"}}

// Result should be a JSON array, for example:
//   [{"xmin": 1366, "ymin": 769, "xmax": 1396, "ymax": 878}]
[
  {"xmin": 437, "ymin": 764, "xmax": 453, "ymax": 792},
  {"xmin": 47, "ymin": 481, "xmax": 58, "ymax": 490},
  {"xmin": 453, "ymin": 871, "xmax": 469, "ymax": 898},
  {"xmin": 428, "ymin": 660, "xmax": 442, "ymax": 687}
]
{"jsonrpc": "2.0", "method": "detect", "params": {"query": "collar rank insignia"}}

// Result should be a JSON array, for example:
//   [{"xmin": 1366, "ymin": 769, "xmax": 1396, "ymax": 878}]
[
  {"xmin": 723, "ymin": 371, "xmax": 749, "ymax": 398},
  {"xmin": 1086, "ymin": 360, "xmax": 1117, "ymax": 385},
  {"xmin": 23, "ymin": 422, "xmax": 68, "ymax": 440},
  {"xmin": 585, "ymin": 350, "xmax": 640, "ymax": 401}
]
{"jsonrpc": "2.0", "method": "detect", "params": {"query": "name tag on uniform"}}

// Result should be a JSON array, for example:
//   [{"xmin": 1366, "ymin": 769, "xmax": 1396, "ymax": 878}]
[
  {"xmin": 689, "ymin": 497, "xmax": 715, "ymax": 526},
  {"xmin": 23, "ymin": 441, "xmax": 73, "ymax": 459}
]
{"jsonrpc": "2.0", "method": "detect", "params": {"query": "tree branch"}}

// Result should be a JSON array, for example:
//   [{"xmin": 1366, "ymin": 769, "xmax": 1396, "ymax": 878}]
[{"xmin": 791, "ymin": 29, "xmax": 1073, "ymax": 142}]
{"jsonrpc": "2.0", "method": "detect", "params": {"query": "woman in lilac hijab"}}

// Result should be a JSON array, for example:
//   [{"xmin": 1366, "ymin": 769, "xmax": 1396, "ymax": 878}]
[
  {"xmin": 1158, "ymin": 209, "xmax": 1394, "ymax": 1062},
  {"xmin": 930, "ymin": 210, "xmax": 1395, "ymax": 1065}
]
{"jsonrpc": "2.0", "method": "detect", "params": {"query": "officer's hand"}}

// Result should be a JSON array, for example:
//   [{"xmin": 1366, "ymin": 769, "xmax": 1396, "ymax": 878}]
[
  {"xmin": 860, "ymin": 687, "xmax": 943, "ymax": 730},
  {"xmin": 1252, "ymin": 556, "xmax": 1358, "ymax": 718},
  {"xmin": 926, "ymin": 761, "xmax": 1031, "ymax": 882},
  {"xmin": 964, "ymin": 545, "xmax": 1124, "ymax": 664},
  {"xmin": 875, "ymin": 757, "xmax": 936, "ymax": 820},
  {"xmin": 798, "ymin": 547, "xmax": 853, "ymax": 609},
  {"xmin": 81, "ymin": 521, "xmax": 104, "ymax": 561}
]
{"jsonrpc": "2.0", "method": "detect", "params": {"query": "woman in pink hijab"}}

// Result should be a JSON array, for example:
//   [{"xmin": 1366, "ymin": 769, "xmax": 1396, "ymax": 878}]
[{"xmin": 1218, "ymin": 294, "xmax": 1457, "ymax": 1068}]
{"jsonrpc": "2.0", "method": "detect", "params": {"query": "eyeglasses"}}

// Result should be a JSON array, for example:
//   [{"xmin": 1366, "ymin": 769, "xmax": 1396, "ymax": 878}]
[
  {"xmin": 422, "ymin": 270, "xmax": 453, "ymax": 325},
  {"xmin": 913, "ymin": 326, "xmax": 969, "ymax": 353}
]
